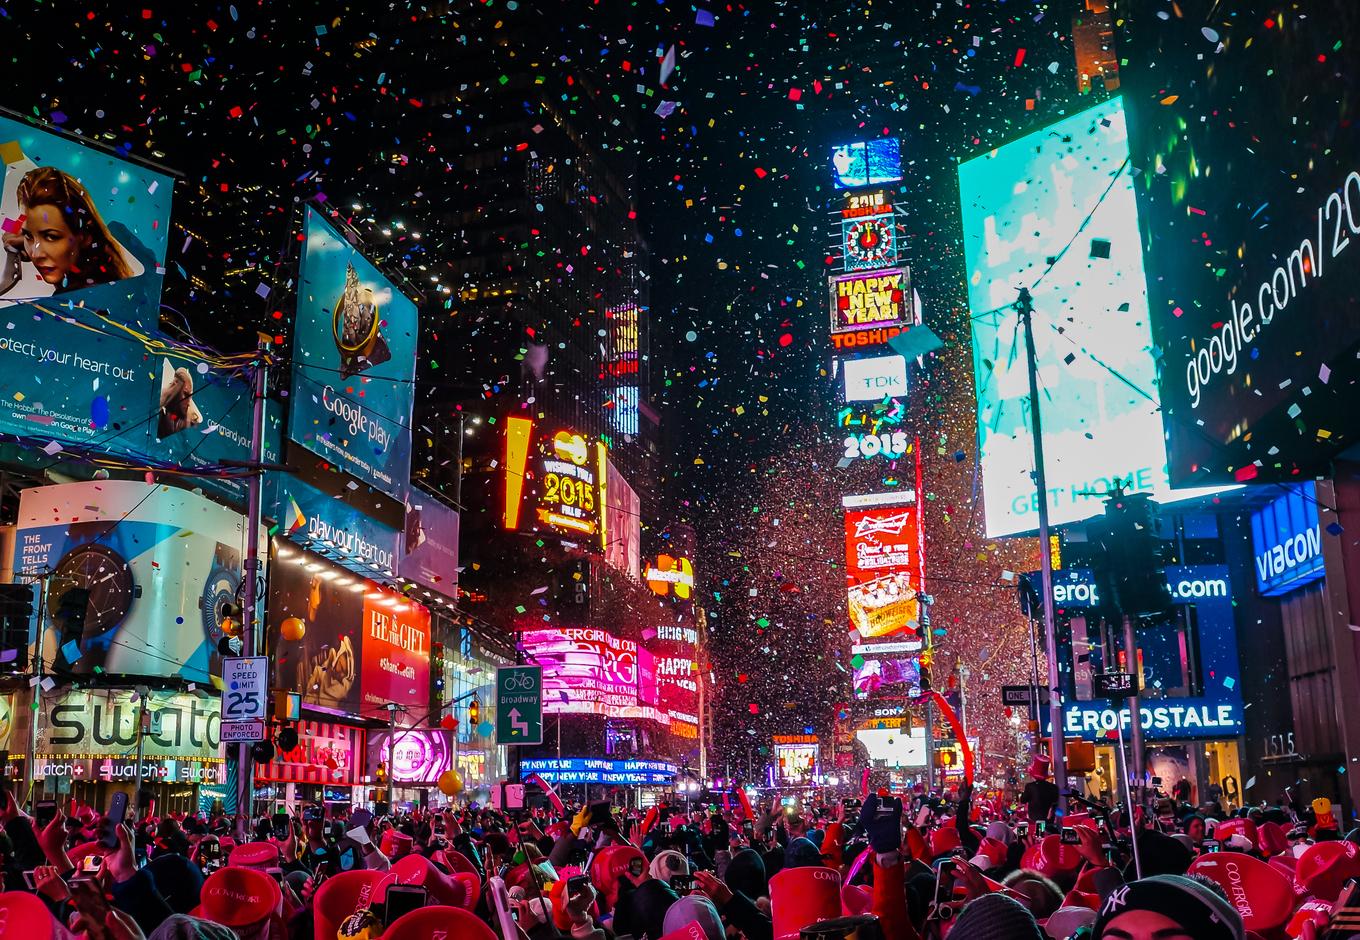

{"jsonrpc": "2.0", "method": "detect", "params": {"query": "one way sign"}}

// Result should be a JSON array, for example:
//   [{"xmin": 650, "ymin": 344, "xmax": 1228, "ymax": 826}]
[{"xmin": 496, "ymin": 666, "xmax": 543, "ymax": 745}]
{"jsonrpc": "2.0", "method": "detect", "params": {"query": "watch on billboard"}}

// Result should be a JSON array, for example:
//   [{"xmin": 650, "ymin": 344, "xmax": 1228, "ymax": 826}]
[
  {"xmin": 842, "ymin": 216, "xmax": 897, "ymax": 272},
  {"xmin": 15, "ymin": 481, "xmax": 254, "ymax": 682}
]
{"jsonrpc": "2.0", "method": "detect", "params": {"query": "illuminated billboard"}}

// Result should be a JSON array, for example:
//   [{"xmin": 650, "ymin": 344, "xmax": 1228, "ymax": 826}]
[
  {"xmin": 842, "ymin": 355, "xmax": 907, "ymax": 403},
  {"xmin": 959, "ymin": 97, "xmax": 1225, "ymax": 538},
  {"xmin": 1120, "ymin": 9, "xmax": 1360, "ymax": 483},
  {"xmin": 290, "ymin": 207, "xmax": 418, "ymax": 501},
  {"xmin": 519, "ymin": 627, "xmax": 666, "ymax": 722},
  {"xmin": 844, "ymin": 498, "xmax": 923, "ymax": 641},
  {"xmin": 647, "ymin": 621, "xmax": 700, "ymax": 736},
  {"xmin": 842, "ymin": 216, "xmax": 897, "ymax": 272},
  {"xmin": 645, "ymin": 555, "xmax": 694, "ymax": 599},
  {"xmin": 829, "ymin": 269, "xmax": 909, "ymax": 335},
  {"xmin": 829, "ymin": 139, "xmax": 901, "ymax": 189},
  {"xmin": 267, "ymin": 541, "xmax": 431, "ymax": 719},
  {"xmin": 772, "ymin": 734, "xmax": 819, "ymax": 782},
  {"xmin": 503, "ymin": 418, "xmax": 607, "ymax": 549}
]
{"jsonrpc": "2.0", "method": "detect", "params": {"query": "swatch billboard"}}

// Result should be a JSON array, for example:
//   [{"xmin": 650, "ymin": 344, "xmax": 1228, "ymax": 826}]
[
  {"xmin": 290, "ymin": 206, "xmax": 418, "ymax": 501},
  {"xmin": 0, "ymin": 116, "xmax": 173, "ymax": 455},
  {"xmin": 959, "ymin": 97, "xmax": 1225, "ymax": 537},
  {"xmin": 267, "ymin": 540, "xmax": 430, "ymax": 720},
  {"xmin": 1120, "ymin": 5, "xmax": 1360, "ymax": 483},
  {"xmin": 14, "ymin": 480, "xmax": 255, "ymax": 682}
]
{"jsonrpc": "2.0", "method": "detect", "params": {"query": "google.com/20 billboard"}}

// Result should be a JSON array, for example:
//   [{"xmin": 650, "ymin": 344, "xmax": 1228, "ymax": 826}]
[{"xmin": 288, "ymin": 206, "xmax": 418, "ymax": 501}]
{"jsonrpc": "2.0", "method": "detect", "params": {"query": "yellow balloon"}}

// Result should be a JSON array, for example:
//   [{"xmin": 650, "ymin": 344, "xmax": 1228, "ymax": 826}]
[
  {"xmin": 221, "ymin": 617, "xmax": 241, "ymax": 638},
  {"xmin": 438, "ymin": 769, "xmax": 464, "ymax": 796},
  {"xmin": 281, "ymin": 616, "xmax": 306, "ymax": 642}
]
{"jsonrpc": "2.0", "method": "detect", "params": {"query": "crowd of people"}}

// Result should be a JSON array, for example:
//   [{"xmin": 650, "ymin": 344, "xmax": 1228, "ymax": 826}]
[{"xmin": 0, "ymin": 754, "xmax": 1357, "ymax": 940}]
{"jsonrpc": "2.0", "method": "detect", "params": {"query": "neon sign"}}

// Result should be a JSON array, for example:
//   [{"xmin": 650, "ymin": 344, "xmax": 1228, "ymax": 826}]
[{"xmin": 830, "ymin": 269, "xmax": 909, "ymax": 334}]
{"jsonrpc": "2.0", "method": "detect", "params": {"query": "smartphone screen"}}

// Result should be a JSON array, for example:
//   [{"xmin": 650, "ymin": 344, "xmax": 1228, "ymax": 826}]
[
  {"xmin": 1202, "ymin": 839, "xmax": 1220, "ymax": 853},
  {"xmin": 34, "ymin": 800, "xmax": 57, "ymax": 829},
  {"xmin": 934, "ymin": 861, "xmax": 957, "ymax": 907},
  {"xmin": 21, "ymin": 871, "xmax": 36, "ymax": 891},
  {"xmin": 1061, "ymin": 827, "xmax": 1079, "ymax": 844},
  {"xmin": 101, "ymin": 792, "xmax": 128, "ymax": 849},
  {"xmin": 385, "ymin": 885, "xmax": 428, "ymax": 924},
  {"xmin": 272, "ymin": 812, "xmax": 290, "ymax": 841}
]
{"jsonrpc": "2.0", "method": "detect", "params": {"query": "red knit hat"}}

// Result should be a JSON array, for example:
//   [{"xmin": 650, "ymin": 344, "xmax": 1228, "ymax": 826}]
[
  {"xmin": 1257, "ymin": 821, "xmax": 1291, "ymax": 857},
  {"xmin": 0, "ymin": 891, "xmax": 76, "ymax": 940},
  {"xmin": 193, "ymin": 866, "xmax": 283, "ymax": 934},
  {"xmin": 313, "ymin": 870, "xmax": 387, "ymax": 940},
  {"xmin": 1296, "ymin": 840, "xmax": 1360, "ymax": 902},
  {"xmin": 381, "ymin": 854, "xmax": 480, "ymax": 911},
  {"xmin": 1189, "ymin": 851, "xmax": 1295, "ymax": 933},
  {"xmin": 381, "ymin": 906, "xmax": 497, "ymax": 940},
  {"xmin": 928, "ymin": 826, "xmax": 962, "ymax": 858}
]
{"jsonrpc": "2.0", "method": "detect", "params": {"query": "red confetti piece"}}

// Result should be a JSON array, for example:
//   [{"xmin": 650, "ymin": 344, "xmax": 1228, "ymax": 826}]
[
  {"xmin": 1014, "ymin": 48, "xmax": 1026, "ymax": 67},
  {"xmin": 754, "ymin": 167, "xmax": 768, "ymax": 178}
]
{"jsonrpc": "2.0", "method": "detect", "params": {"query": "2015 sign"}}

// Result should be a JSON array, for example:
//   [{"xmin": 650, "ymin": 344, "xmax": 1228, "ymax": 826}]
[{"xmin": 843, "ymin": 431, "xmax": 909, "ymax": 461}]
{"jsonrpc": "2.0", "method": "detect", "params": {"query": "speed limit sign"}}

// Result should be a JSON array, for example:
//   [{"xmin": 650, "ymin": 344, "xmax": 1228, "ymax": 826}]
[{"xmin": 222, "ymin": 657, "xmax": 269, "ymax": 721}]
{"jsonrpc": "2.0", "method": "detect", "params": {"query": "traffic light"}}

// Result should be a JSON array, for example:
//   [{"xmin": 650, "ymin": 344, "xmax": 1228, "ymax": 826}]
[
  {"xmin": 52, "ymin": 587, "xmax": 91, "ymax": 670},
  {"xmin": 1092, "ymin": 491, "xmax": 1172, "ymax": 619},
  {"xmin": 0, "ymin": 583, "xmax": 36, "ymax": 673}
]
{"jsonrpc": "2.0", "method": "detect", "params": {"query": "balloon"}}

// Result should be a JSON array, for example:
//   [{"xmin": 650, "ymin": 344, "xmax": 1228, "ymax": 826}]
[
  {"xmin": 220, "ymin": 617, "xmax": 242, "ymax": 638},
  {"xmin": 280, "ymin": 616, "xmax": 306, "ymax": 642},
  {"xmin": 438, "ymin": 769, "xmax": 464, "ymax": 796}
]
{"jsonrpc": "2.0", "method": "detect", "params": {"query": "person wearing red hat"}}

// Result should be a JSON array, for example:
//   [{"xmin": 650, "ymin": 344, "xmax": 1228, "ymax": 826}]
[
  {"xmin": 381, "ymin": 905, "xmax": 497, "ymax": 940},
  {"xmin": 192, "ymin": 865, "xmax": 285, "ymax": 939},
  {"xmin": 1022, "ymin": 753, "xmax": 1059, "ymax": 826}
]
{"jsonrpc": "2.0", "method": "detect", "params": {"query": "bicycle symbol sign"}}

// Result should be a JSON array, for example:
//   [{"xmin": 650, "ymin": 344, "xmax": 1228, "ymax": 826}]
[{"xmin": 496, "ymin": 665, "xmax": 543, "ymax": 746}]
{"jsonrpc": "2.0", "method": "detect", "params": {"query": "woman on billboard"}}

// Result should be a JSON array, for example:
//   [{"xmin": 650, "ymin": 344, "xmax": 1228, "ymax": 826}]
[{"xmin": 0, "ymin": 165, "xmax": 143, "ymax": 298}]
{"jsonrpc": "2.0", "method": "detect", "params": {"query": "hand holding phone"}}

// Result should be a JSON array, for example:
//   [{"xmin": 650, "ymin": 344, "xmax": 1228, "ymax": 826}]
[{"xmin": 100, "ymin": 792, "xmax": 128, "ymax": 850}]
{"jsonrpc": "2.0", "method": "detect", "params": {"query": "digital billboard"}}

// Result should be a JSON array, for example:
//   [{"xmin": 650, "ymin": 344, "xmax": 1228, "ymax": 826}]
[
  {"xmin": 829, "ymin": 139, "xmax": 902, "ymax": 189},
  {"xmin": 0, "ymin": 116, "xmax": 173, "ymax": 456},
  {"xmin": 267, "ymin": 475, "xmax": 401, "ymax": 576},
  {"xmin": 519, "ymin": 627, "xmax": 665, "ymax": 722},
  {"xmin": 503, "ymin": 418, "xmax": 607, "ymax": 549},
  {"xmin": 401, "ymin": 496, "xmax": 460, "ymax": 596},
  {"xmin": 772, "ymin": 734, "xmax": 819, "ymax": 782},
  {"xmin": 844, "ymin": 498, "xmax": 923, "ymax": 641},
  {"xmin": 842, "ymin": 355, "xmax": 907, "ymax": 403},
  {"xmin": 1251, "ymin": 482, "xmax": 1325, "ymax": 597},
  {"xmin": 15, "ymin": 480, "xmax": 255, "ymax": 683},
  {"xmin": 829, "ymin": 269, "xmax": 909, "ymax": 335},
  {"xmin": 646, "ymin": 621, "xmax": 700, "ymax": 736},
  {"xmin": 519, "ymin": 758, "xmax": 677, "ymax": 786},
  {"xmin": 603, "ymin": 458, "xmax": 641, "ymax": 578},
  {"xmin": 959, "ymin": 97, "xmax": 1225, "ymax": 538},
  {"xmin": 267, "ymin": 540, "xmax": 430, "ymax": 719},
  {"xmin": 1120, "ymin": 6, "xmax": 1360, "ymax": 483},
  {"xmin": 151, "ymin": 344, "xmax": 284, "ymax": 505},
  {"xmin": 367, "ymin": 729, "xmax": 453, "ymax": 784},
  {"xmin": 289, "ymin": 206, "xmax": 418, "ymax": 501}
]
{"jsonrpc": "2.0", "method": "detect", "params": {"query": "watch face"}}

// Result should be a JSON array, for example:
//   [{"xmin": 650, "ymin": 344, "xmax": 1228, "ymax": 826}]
[
  {"xmin": 844, "ymin": 217, "xmax": 896, "ymax": 270},
  {"xmin": 50, "ymin": 544, "xmax": 134, "ymax": 636},
  {"xmin": 200, "ymin": 544, "xmax": 242, "ymax": 640}
]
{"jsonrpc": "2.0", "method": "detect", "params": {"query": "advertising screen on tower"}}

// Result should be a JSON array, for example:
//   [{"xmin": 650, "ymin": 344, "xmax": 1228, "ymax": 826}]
[
  {"xmin": 829, "ymin": 269, "xmax": 910, "ymax": 335},
  {"xmin": 503, "ymin": 418, "xmax": 607, "ymax": 550},
  {"xmin": 844, "ymin": 499, "xmax": 923, "ymax": 641},
  {"xmin": 829, "ymin": 139, "xmax": 902, "ymax": 189},
  {"xmin": 959, "ymin": 97, "xmax": 1225, "ymax": 538},
  {"xmin": 289, "ymin": 206, "xmax": 418, "ymax": 501},
  {"xmin": 1119, "ymin": 6, "xmax": 1360, "ymax": 483},
  {"xmin": 517, "ymin": 627, "xmax": 666, "ymax": 723}
]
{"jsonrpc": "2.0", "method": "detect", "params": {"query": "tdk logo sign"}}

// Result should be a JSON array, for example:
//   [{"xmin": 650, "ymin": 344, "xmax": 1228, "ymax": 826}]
[{"xmin": 843, "ymin": 355, "xmax": 908, "ymax": 403}]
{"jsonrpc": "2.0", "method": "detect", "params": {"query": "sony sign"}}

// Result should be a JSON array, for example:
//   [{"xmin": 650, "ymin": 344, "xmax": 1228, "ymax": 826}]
[
  {"xmin": 1251, "ymin": 481, "xmax": 1327, "ymax": 597},
  {"xmin": 842, "ymin": 355, "xmax": 908, "ymax": 403}
]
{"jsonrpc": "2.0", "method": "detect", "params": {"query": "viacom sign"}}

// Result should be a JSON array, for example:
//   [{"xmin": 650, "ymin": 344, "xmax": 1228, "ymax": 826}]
[{"xmin": 1251, "ymin": 482, "xmax": 1326, "ymax": 597}]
